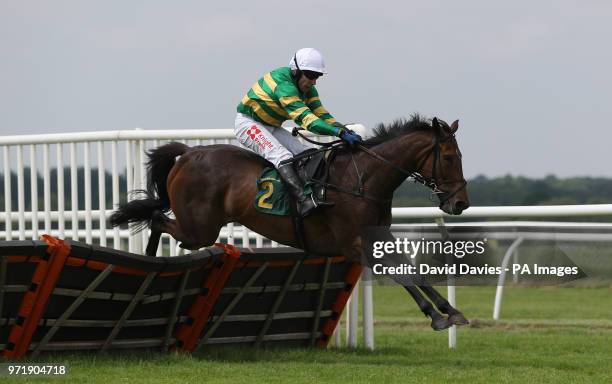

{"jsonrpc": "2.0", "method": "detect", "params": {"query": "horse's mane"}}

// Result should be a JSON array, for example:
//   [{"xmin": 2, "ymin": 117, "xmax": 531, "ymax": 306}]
[{"xmin": 363, "ymin": 114, "xmax": 432, "ymax": 146}]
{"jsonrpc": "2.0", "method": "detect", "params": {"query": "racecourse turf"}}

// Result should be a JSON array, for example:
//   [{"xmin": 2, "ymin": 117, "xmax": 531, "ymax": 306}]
[{"xmin": 8, "ymin": 285, "xmax": 612, "ymax": 383}]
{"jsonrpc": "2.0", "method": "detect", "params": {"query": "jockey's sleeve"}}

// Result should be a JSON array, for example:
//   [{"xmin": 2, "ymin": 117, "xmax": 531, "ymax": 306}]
[
  {"xmin": 276, "ymin": 85, "xmax": 340, "ymax": 136},
  {"xmin": 305, "ymin": 87, "xmax": 337, "ymax": 125}
]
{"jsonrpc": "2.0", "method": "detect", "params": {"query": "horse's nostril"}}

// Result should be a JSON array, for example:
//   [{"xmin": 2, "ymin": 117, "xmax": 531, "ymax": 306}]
[{"xmin": 455, "ymin": 201, "xmax": 469, "ymax": 212}]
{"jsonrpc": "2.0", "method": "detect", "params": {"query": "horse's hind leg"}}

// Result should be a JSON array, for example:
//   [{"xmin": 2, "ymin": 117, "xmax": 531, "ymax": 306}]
[
  {"xmin": 139, "ymin": 210, "xmax": 167, "ymax": 256},
  {"xmin": 147, "ymin": 210, "xmax": 204, "ymax": 251},
  {"xmin": 170, "ymin": 203, "xmax": 224, "ymax": 250},
  {"xmin": 143, "ymin": 211, "xmax": 176, "ymax": 255},
  {"xmin": 145, "ymin": 227, "xmax": 162, "ymax": 256}
]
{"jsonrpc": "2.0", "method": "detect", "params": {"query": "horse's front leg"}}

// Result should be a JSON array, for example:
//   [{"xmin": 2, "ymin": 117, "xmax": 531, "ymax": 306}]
[
  {"xmin": 374, "ymin": 229, "xmax": 469, "ymax": 326},
  {"xmin": 343, "ymin": 233, "xmax": 451, "ymax": 331},
  {"xmin": 413, "ymin": 281, "xmax": 469, "ymax": 326}
]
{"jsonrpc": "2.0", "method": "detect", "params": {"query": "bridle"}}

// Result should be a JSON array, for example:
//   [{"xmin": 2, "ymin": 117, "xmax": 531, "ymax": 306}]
[
  {"xmin": 407, "ymin": 133, "xmax": 467, "ymax": 206},
  {"xmin": 292, "ymin": 127, "xmax": 467, "ymax": 206}
]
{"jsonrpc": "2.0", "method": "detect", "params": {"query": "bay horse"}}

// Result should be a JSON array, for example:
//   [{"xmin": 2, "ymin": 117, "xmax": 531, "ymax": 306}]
[{"xmin": 111, "ymin": 115, "xmax": 470, "ymax": 330}]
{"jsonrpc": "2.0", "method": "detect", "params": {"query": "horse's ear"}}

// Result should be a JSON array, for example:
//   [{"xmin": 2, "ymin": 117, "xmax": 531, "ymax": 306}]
[{"xmin": 450, "ymin": 119, "xmax": 459, "ymax": 134}]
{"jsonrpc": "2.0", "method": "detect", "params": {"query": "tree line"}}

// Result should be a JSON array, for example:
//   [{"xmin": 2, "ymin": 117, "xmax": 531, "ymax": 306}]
[
  {"xmin": 392, "ymin": 174, "xmax": 612, "ymax": 207},
  {"xmin": 0, "ymin": 168, "xmax": 128, "ymax": 211}
]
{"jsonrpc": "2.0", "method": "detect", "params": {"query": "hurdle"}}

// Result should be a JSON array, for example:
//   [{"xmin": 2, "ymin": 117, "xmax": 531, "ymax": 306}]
[{"xmin": 0, "ymin": 236, "xmax": 361, "ymax": 358}]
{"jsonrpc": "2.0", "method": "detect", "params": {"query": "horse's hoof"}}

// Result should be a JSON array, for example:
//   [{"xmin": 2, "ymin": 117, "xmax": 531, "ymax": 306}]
[
  {"xmin": 448, "ymin": 313, "xmax": 469, "ymax": 326},
  {"xmin": 430, "ymin": 314, "xmax": 452, "ymax": 331}
]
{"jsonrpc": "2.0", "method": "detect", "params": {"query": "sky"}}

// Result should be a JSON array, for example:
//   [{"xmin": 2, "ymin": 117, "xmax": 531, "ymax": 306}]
[{"xmin": 1, "ymin": 0, "xmax": 611, "ymax": 178}]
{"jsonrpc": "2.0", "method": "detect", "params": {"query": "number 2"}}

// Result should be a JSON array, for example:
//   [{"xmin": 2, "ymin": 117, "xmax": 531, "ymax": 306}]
[{"xmin": 258, "ymin": 181, "xmax": 274, "ymax": 209}]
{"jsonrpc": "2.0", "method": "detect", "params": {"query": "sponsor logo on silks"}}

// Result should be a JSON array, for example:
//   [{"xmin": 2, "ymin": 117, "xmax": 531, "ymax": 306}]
[
  {"xmin": 247, "ymin": 125, "xmax": 274, "ymax": 150},
  {"xmin": 247, "ymin": 125, "xmax": 261, "ymax": 140}
]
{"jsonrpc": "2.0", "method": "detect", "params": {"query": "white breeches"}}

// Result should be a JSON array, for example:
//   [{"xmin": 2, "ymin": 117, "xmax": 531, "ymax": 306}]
[{"xmin": 234, "ymin": 113, "xmax": 313, "ymax": 167}]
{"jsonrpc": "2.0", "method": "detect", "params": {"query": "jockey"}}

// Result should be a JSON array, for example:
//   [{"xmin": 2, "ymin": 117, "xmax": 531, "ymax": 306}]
[{"xmin": 235, "ymin": 48, "xmax": 362, "ymax": 217}]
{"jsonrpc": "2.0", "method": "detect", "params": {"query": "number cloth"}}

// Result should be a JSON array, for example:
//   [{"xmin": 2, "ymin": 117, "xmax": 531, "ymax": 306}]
[
  {"xmin": 253, "ymin": 167, "xmax": 313, "ymax": 216},
  {"xmin": 253, "ymin": 167, "xmax": 289, "ymax": 215}
]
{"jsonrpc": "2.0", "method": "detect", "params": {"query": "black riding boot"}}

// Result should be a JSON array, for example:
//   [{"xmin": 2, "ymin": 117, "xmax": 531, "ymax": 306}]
[{"xmin": 277, "ymin": 164, "xmax": 332, "ymax": 217}]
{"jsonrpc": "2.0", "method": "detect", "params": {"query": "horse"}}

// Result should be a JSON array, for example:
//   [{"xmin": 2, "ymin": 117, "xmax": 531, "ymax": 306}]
[{"xmin": 110, "ymin": 115, "xmax": 470, "ymax": 330}]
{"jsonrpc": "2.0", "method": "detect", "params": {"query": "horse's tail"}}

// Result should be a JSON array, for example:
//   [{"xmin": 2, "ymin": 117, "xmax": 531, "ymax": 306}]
[{"xmin": 110, "ymin": 142, "xmax": 190, "ymax": 232}]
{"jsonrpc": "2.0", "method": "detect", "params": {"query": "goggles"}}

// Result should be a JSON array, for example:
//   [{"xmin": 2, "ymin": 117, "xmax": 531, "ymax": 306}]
[{"xmin": 303, "ymin": 70, "xmax": 322, "ymax": 80}]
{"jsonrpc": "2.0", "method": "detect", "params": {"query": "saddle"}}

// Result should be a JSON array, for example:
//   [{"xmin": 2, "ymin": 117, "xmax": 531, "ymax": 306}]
[{"xmin": 293, "ymin": 148, "xmax": 335, "ymax": 202}]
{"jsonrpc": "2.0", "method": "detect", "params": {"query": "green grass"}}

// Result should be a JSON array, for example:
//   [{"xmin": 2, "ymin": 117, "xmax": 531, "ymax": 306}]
[
  {"xmin": 10, "ymin": 286, "xmax": 612, "ymax": 383},
  {"xmin": 374, "ymin": 285, "xmax": 612, "ymax": 321}
]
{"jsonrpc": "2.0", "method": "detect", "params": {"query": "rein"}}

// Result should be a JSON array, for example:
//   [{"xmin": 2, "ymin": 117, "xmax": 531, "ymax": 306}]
[
  {"xmin": 291, "ymin": 128, "xmax": 386, "ymax": 203},
  {"xmin": 291, "ymin": 127, "xmax": 341, "ymax": 148},
  {"xmin": 290, "ymin": 127, "xmax": 466, "ymax": 205}
]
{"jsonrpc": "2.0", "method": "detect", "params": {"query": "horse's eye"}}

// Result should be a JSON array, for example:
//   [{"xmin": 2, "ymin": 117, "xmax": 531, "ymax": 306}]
[{"xmin": 443, "ymin": 155, "xmax": 453, "ymax": 162}]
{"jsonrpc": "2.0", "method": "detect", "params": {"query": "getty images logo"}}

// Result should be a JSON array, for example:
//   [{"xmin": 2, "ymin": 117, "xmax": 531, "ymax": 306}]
[{"xmin": 372, "ymin": 238, "xmax": 488, "ymax": 259}]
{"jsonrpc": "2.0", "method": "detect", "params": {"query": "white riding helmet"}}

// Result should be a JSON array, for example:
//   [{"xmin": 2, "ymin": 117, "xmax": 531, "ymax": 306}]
[{"xmin": 289, "ymin": 48, "xmax": 327, "ymax": 74}]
